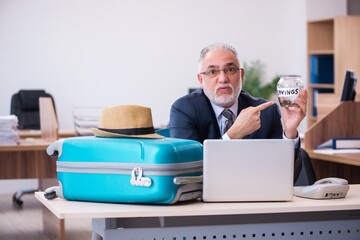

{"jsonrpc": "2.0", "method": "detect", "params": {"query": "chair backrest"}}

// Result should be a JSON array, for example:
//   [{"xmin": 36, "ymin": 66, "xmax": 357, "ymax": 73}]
[
  {"xmin": 39, "ymin": 97, "xmax": 59, "ymax": 141},
  {"xmin": 10, "ymin": 90, "xmax": 56, "ymax": 130},
  {"xmin": 155, "ymin": 128, "xmax": 170, "ymax": 138},
  {"xmin": 294, "ymin": 148, "xmax": 317, "ymax": 186}
]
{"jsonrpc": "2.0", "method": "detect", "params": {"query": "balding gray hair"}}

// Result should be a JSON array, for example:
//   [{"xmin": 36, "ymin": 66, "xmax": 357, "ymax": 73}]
[{"xmin": 198, "ymin": 43, "xmax": 240, "ymax": 73}]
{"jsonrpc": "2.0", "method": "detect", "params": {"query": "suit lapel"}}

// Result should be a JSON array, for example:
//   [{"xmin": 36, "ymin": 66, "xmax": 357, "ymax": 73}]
[
  {"xmin": 198, "ymin": 90, "xmax": 221, "ymax": 139},
  {"xmin": 237, "ymin": 92, "xmax": 249, "ymax": 115},
  {"xmin": 237, "ymin": 92, "xmax": 251, "ymax": 139}
]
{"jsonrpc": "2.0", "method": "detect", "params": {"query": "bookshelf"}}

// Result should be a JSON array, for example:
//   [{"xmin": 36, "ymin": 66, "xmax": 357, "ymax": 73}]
[
  {"xmin": 307, "ymin": 16, "xmax": 360, "ymax": 127},
  {"xmin": 304, "ymin": 102, "xmax": 360, "ymax": 183}
]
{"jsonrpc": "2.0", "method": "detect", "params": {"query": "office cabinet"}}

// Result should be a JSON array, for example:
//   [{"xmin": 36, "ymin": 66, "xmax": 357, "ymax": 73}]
[{"xmin": 307, "ymin": 16, "xmax": 360, "ymax": 127}]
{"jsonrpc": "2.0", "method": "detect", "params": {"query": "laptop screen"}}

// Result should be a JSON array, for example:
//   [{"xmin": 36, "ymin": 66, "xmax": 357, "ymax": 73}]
[{"xmin": 203, "ymin": 139, "xmax": 294, "ymax": 202}]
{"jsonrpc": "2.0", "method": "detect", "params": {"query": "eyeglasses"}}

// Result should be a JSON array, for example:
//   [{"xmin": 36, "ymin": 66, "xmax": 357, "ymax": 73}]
[{"xmin": 200, "ymin": 67, "xmax": 242, "ymax": 78}]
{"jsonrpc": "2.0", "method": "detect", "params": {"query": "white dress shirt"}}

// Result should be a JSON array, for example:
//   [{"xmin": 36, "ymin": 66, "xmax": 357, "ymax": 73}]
[{"xmin": 210, "ymin": 101, "xmax": 238, "ymax": 137}]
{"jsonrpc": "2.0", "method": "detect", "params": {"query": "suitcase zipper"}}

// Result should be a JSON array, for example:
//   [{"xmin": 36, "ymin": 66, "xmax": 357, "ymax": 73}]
[{"xmin": 56, "ymin": 161, "xmax": 203, "ymax": 176}]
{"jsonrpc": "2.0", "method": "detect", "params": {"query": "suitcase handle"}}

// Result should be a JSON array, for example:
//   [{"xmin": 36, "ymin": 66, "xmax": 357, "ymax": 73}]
[
  {"xmin": 173, "ymin": 175, "xmax": 203, "ymax": 185},
  {"xmin": 47, "ymin": 139, "xmax": 65, "ymax": 157}
]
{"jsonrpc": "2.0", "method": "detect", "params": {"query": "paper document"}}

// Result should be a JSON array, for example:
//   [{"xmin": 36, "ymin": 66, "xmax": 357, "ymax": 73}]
[
  {"xmin": 313, "ymin": 149, "xmax": 360, "ymax": 155},
  {"xmin": 0, "ymin": 115, "xmax": 19, "ymax": 145},
  {"xmin": 316, "ymin": 138, "xmax": 360, "ymax": 149}
]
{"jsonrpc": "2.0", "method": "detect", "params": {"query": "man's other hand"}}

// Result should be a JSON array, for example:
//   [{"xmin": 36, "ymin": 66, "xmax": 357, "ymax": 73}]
[{"xmin": 282, "ymin": 89, "xmax": 308, "ymax": 139}]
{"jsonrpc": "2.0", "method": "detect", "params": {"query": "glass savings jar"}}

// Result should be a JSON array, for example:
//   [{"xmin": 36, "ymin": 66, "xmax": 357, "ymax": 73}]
[{"xmin": 277, "ymin": 75, "xmax": 304, "ymax": 107}]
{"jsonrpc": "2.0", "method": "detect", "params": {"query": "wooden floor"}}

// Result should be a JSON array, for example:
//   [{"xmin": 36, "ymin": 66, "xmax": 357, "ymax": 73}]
[{"xmin": 0, "ymin": 193, "xmax": 92, "ymax": 240}]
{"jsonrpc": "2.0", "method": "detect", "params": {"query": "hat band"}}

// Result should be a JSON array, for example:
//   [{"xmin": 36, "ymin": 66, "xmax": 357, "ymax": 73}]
[{"xmin": 98, "ymin": 127, "xmax": 155, "ymax": 136}]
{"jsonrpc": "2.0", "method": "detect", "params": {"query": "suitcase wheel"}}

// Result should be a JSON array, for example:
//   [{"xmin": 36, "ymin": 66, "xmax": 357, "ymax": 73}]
[
  {"xmin": 44, "ymin": 191, "xmax": 57, "ymax": 200},
  {"xmin": 44, "ymin": 187, "xmax": 58, "ymax": 200}
]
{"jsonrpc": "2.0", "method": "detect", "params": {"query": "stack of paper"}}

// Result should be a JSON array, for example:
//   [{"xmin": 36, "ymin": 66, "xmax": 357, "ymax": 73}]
[{"xmin": 0, "ymin": 115, "xmax": 19, "ymax": 145}]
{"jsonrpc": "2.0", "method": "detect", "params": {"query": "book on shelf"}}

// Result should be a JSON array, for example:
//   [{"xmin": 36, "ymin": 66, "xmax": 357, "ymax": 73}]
[
  {"xmin": 311, "ymin": 88, "xmax": 334, "ymax": 117},
  {"xmin": 313, "ymin": 89, "xmax": 318, "ymax": 117},
  {"xmin": 310, "ymin": 55, "xmax": 334, "ymax": 84},
  {"xmin": 315, "ymin": 138, "xmax": 360, "ymax": 149}
]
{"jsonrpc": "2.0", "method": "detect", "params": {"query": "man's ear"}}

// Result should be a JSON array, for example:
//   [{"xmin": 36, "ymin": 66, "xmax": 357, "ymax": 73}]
[
  {"xmin": 241, "ymin": 68, "xmax": 245, "ymax": 85},
  {"xmin": 197, "ymin": 74, "xmax": 204, "ymax": 89}
]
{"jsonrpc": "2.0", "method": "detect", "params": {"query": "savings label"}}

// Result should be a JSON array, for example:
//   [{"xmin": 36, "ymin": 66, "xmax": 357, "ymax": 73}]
[{"xmin": 277, "ymin": 87, "xmax": 299, "ymax": 97}]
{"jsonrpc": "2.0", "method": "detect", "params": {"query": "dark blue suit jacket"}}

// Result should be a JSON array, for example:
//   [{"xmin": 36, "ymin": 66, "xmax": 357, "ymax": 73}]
[{"xmin": 169, "ymin": 88, "xmax": 302, "ymax": 181}]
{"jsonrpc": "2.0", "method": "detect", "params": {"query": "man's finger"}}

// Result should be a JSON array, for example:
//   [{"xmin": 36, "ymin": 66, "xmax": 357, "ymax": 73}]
[
  {"xmin": 298, "ymin": 89, "xmax": 308, "ymax": 100},
  {"xmin": 302, "ymin": 88, "xmax": 308, "ymax": 98},
  {"xmin": 254, "ymin": 101, "xmax": 274, "ymax": 112}
]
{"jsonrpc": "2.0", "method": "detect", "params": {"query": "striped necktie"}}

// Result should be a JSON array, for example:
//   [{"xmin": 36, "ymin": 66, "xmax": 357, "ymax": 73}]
[{"xmin": 221, "ymin": 109, "xmax": 235, "ymax": 134}]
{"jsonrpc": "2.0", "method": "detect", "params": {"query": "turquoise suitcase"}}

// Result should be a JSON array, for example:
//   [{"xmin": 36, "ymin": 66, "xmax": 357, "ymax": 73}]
[{"xmin": 44, "ymin": 136, "xmax": 203, "ymax": 204}]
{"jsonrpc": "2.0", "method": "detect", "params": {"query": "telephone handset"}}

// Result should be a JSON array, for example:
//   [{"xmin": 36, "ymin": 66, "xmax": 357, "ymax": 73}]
[
  {"xmin": 314, "ymin": 177, "xmax": 348, "ymax": 186},
  {"xmin": 293, "ymin": 177, "xmax": 349, "ymax": 199}
]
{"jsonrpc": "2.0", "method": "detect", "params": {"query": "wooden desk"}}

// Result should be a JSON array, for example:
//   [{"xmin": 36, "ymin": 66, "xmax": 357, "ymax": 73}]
[
  {"xmin": 1, "ymin": 98, "xmax": 64, "ymax": 179},
  {"xmin": 0, "ymin": 139, "xmax": 51, "ymax": 151},
  {"xmin": 308, "ymin": 150, "xmax": 360, "ymax": 184},
  {"xmin": 0, "ymin": 139, "xmax": 56, "ymax": 179},
  {"xmin": 305, "ymin": 102, "xmax": 360, "ymax": 184},
  {"xmin": 308, "ymin": 151, "xmax": 360, "ymax": 167},
  {"xmin": 36, "ymin": 185, "xmax": 360, "ymax": 219},
  {"xmin": 19, "ymin": 130, "xmax": 75, "ymax": 139},
  {"xmin": 36, "ymin": 185, "xmax": 360, "ymax": 240},
  {"xmin": 0, "ymin": 138, "xmax": 64, "ymax": 239}
]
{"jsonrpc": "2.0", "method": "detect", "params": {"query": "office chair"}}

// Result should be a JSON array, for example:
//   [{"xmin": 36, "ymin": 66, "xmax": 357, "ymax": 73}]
[
  {"xmin": 11, "ymin": 90, "xmax": 56, "ymax": 129},
  {"xmin": 10, "ymin": 90, "xmax": 57, "ymax": 206},
  {"xmin": 155, "ymin": 128, "xmax": 170, "ymax": 138},
  {"xmin": 294, "ymin": 148, "xmax": 317, "ymax": 186}
]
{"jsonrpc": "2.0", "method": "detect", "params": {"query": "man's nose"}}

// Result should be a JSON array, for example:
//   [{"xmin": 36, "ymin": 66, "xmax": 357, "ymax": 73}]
[{"xmin": 218, "ymin": 70, "xmax": 229, "ymax": 83}]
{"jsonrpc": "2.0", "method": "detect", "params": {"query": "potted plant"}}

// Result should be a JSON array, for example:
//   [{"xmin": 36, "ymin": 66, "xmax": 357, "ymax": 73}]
[{"xmin": 242, "ymin": 60, "xmax": 279, "ymax": 101}]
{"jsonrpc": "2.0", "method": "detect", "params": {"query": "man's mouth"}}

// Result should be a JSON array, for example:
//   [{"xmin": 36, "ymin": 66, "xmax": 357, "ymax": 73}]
[{"xmin": 217, "ymin": 86, "xmax": 232, "ymax": 94}]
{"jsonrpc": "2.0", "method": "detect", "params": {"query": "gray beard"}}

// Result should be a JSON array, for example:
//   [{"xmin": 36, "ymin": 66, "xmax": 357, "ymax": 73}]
[{"xmin": 203, "ymin": 82, "xmax": 242, "ymax": 108}]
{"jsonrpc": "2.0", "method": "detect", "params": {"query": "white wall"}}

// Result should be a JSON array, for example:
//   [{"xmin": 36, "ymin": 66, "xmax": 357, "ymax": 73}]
[
  {"xmin": 0, "ymin": 0, "xmax": 307, "ymax": 132},
  {"xmin": 306, "ymin": 0, "xmax": 347, "ymax": 20}
]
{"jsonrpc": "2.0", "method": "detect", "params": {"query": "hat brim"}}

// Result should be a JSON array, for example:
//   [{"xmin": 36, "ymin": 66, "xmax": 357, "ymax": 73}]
[{"xmin": 91, "ymin": 128, "xmax": 165, "ymax": 139}]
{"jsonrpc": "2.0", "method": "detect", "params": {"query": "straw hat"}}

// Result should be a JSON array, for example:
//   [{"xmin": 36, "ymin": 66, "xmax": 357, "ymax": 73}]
[{"xmin": 92, "ymin": 105, "xmax": 164, "ymax": 139}]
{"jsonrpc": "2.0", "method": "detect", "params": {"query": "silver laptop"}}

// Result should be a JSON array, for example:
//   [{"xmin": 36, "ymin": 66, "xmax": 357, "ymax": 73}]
[{"xmin": 203, "ymin": 139, "xmax": 294, "ymax": 202}]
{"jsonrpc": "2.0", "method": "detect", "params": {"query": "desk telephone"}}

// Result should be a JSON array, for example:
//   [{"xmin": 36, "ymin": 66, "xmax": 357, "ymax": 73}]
[{"xmin": 293, "ymin": 177, "xmax": 349, "ymax": 199}]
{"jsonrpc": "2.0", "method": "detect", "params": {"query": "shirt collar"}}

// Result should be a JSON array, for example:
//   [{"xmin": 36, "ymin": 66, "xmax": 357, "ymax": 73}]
[{"xmin": 211, "ymin": 100, "xmax": 238, "ymax": 119}]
